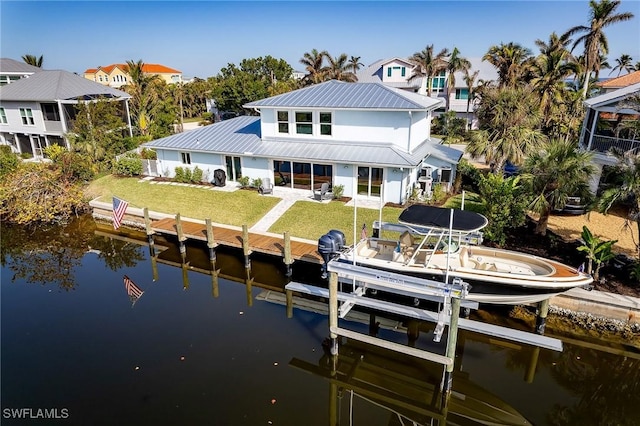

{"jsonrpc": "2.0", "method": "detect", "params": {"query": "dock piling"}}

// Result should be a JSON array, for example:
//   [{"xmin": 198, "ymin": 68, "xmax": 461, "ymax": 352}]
[
  {"xmin": 175, "ymin": 213, "xmax": 186, "ymax": 257},
  {"xmin": 283, "ymin": 232, "xmax": 293, "ymax": 277},
  {"xmin": 328, "ymin": 271, "xmax": 339, "ymax": 356},
  {"xmin": 536, "ymin": 299, "xmax": 550, "ymax": 334},
  {"xmin": 442, "ymin": 297, "xmax": 461, "ymax": 397},
  {"xmin": 205, "ymin": 218, "xmax": 217, "ymax": 262},
  {"xmin": 242, "ymin": 225, "xmax": 251, "ymax": 268},
  {"xmin": 144, "ymin": 207, "xmax": 155, "ymax": 256}
]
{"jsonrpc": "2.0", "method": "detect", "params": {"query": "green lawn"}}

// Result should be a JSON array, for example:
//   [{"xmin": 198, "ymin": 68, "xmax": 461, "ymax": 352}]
[
  {"xmin": 86, "ymin": 175, "xmax": 484, "ymax": 241},
  {"xmin": 86, "ymin": 175, "xmax": 280, "ymax": 227}
]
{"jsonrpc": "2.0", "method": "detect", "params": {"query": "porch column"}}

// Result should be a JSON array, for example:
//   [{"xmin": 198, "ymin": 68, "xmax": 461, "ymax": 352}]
[
  {"xmin": 125, "ymin": 99, "xmax": 133, "ymax": 137},
  {"xmin": 13, "ymin": 134, "xmax": 22, "ymax": 155},
  {"xmin": 28, "ymin": 134, "xmax": 37, "ymax": 157},
  {"xmin": 589, "ymin": 162, "xmax": 604, "ymax": 195},
  {"xmin": 587, "ymin": 110, "xmax": 599, "ymax": 151},
  {"xmin": 58, "ymin": 101, "xmax": 71, "ymax": 150}
]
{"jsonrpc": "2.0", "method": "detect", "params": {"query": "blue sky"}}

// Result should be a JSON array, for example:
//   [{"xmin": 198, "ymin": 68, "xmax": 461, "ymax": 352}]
[{"xmin": 1, "ymin": 1, "xmax": 639, "ymax": 78}]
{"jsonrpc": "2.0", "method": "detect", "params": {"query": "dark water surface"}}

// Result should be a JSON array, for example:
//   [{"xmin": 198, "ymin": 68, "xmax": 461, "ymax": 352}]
[{"xmin": 1, "ymin": 217, "xmax": 639, "ymax": 425}]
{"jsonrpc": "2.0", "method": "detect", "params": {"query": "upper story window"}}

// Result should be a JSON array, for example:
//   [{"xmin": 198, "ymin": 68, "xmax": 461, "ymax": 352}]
[
  {"xmin": 320, "ymin": 112, "xmax": 332, "ymax": 136},
  {"xmin": 20, "ymin": 108, "xmax": 35, "ymax": 125},
  {"xmin": 295, "ymin": 112, "xmax": 312, "ymax": 135},
  {"xmin": 181, "ymin": 152, "xmax": 191, "ymax": 164},
  {"xmin": 430, "ymin": 71, "xmax": 446, "ymax": 93},
  {"xmin": 0, "ymin": 107, "xmax": 7, "ymax": 124},
  {"xmin": 387, "ymin": 66, "xmax": 406, "ymax": 78},
  {"xmin": 277, "ymin": 111, "xmax": 289, "ymax": 134},
  {"xmin": 455, "ymin": 89, "xmax": 469, "ymax": 100},
  {"xmin": 41, "ymin": 103, "xmax": 60, "ymax": 121}
]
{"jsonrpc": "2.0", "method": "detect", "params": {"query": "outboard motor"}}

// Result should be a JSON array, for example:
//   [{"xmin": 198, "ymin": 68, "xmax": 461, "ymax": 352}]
[{"xmin": 318, "ymin": 230, "xmax": 345, "ymax": 279}]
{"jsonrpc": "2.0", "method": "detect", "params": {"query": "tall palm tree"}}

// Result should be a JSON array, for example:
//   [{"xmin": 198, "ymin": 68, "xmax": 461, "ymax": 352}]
[
  {"xmin": 598, "ymin": 148, "xmax": 640, "ymax": 258},
  {"xmin": 123, "ymin": 60, "xmax": 162, "ymax": 137},
  {"xmin": 529, "ymin": 32, "xmax": 579, "ymax": 135},
  {"xmin": 444, "ymin": 47, "xmax": 471, "ymax": 112},
  {"xmin": 463, "ymin": 69, "xmax": 479, "ymax": 130},
  {"xmin": 299, "ymin": 49, "xmax": 328, "ymax": 85},
  {"xmin": 523, "ymin": 139, "xmax": 594, "ymax": 235},
  {"xmin": 565, "ymin": 0, "xmax": 634, "ymax": 97},
  {"xmin": 610, "ymin": 54, "xmax": 634, "ymax": 76},
  {"xmin": 325, "ymin": 53, "xmax": 357, "ymax": 82},
  {"xmin": 348, "ymin": 56, "xmax": 364, "ymax": 74},
  {"xmin": 408, "ymin": 44, "xmax": 449, "ymax": 97},
  {"xmin": 482, "ymin": 42, "xmax": 532, "ymax": 87},
  {"xmin": 634, "ymin": 61, "xmax": 640, "ymax": 71},
  {"xmin": 22, "ymin": 54, "xmax": 43, "ymax": 67},
  {"xmin": 466, "ymin": 86, "xmax": 547, "ymax": 173}
]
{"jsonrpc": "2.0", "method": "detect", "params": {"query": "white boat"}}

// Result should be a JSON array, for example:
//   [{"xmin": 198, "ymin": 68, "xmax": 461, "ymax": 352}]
[{"xmin": 319, "ymin": 205, "xmax": 593, "ymax": 305}]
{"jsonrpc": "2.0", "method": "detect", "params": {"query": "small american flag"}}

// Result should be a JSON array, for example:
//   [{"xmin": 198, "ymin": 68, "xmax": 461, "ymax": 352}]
[
  {"xmin": 361, "ymin": 223, "xmax": 367, "ymax": 241},
  {"xmin": 112, "ymin": 196, "xmax": 129, "ymax": 230},
  {"xmin": 124, "ymin": 275, "xmax": 144, "ymax": 306}
]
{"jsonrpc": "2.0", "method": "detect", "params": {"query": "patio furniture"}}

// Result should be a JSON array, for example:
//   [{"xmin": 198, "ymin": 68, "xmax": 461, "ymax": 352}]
[
  {"xmin": 259, "ymin": 177, "xmax": 273, "ymax": 195},
  {"xmin": 314, "ymin": 182, "xmax": 330, "ymax": 201}
]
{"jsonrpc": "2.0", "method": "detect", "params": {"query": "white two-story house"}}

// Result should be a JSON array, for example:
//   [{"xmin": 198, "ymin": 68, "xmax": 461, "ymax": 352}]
[
  {"xmin": 142, "ymin": 80, "xmax": 463, "ymax": 204},
  {"xmin": 0, "ymin": 68, "xmax": 132, "ymax": 158},
  {"xmin": 357, "ymin": 57, "xmax": 498, "ymax": 129}
]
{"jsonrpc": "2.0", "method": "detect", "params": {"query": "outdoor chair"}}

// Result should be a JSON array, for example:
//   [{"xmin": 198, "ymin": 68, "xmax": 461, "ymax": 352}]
[
  {"xmin": 259, "ymin": 177, "xmax": 273, "ymax": 195},
  {"xmin": 314, "ymin": 182, "xmax": 330, "ymax": 201}
]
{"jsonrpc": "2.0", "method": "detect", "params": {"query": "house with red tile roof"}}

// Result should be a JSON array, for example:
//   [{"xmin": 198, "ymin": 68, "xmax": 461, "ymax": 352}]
[
  {"xmin": 597, "ymin": 71, "xmax": 640, "ymax": 93},
  {"xmin": 84, "ymin": 63, "xmax": 182, "ymax": 88}
]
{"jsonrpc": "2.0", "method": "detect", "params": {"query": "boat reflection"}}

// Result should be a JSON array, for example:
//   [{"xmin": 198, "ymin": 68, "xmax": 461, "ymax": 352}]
[{"xmin": 290, "ymin": 338, "xmax": 532, "ymax": 426}]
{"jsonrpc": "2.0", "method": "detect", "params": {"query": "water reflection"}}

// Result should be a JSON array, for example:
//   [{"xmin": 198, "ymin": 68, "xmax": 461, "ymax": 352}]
[
  {"xmin": 2, "ymin": 217, "xmax": 640, "ymax": 425},
  {"xmin": 291, "ymin": 339, "xmax": 533, "ymax": 426}
]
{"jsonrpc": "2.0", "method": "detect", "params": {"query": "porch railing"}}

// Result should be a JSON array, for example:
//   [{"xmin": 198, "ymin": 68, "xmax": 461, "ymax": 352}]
[{"xmin": 586, "ymin": 134, "xmax": 640, "ymax": 154}]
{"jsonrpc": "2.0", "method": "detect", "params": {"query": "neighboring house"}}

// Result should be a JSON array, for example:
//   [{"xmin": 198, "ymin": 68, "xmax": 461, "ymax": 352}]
[
  {"xmin": 0, "ymin": 69, "xmax": 132, "ymax": 158},
  {"xmin": 579, "ymin": 82, "xmax": 640, "ymax": 192},
  {"xmin": 0, "ymin": 57, "xmax": 42, "ymax": 86},
  {"xmin": 84, "ymin": 63, "xmax": 183, "ymax": 88},
  {"xmin": 596, "ymin": 70, "xmax": 640, "ymax": 93},
  {"xmin": 356, "ymin": 58, "xmax": 498, "ymax": 128},
  {"xmin": 142, "ymin": 80, "xmax": 463, "ymax": 204}
]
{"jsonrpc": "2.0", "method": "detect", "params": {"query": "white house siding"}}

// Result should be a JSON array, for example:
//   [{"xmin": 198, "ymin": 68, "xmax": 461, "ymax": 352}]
[
  {"xmin": 262, "ymin": 109, "xmax": 413, "ymax": 147},
  {"xmin": 334, "ymin": 164, "xmax": 355, "ymax": 199},
  {"xmin": 243, "ymin": 157, "xmax": 270, "ymax": 182},
  {"xmin": 381, "ymin": 60, "xmax": 413, "ymax": 84},
  {"xmin": 1, "ymin": 101, "xmax": 47, "ymax": 135},
  {"xmin": 156, "ymin": 150, "xmax": 223, "ymax": 181}
]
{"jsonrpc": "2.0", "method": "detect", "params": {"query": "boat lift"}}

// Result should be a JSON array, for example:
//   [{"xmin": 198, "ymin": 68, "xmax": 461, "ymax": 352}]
[{"xmin": 284, "ymin": 258, "xmax": 563, "ymax": 397}]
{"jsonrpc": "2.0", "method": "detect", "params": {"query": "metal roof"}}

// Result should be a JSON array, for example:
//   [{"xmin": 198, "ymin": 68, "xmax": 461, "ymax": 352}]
[
  {"xmin": 0, "ymin": 70, "xmax": 130, "ymax": 101},
  {"xmin": 143, "ymin": 116, "xmax": 462, "ymax": 167},
  {"xmin": 584, "ymin": 83, "xmax": 640, "ymax": 109},
  {"xmin": 244, "ymin": 80, "xmax": 443, "ymax": 110},
  {"xmin": 0, "ymin": 58, "xmax": 43, "ymax": 74}
]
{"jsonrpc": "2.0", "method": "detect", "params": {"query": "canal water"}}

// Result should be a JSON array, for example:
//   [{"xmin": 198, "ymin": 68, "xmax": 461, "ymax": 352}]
[{"xmin": 1, "ymin": 217, "xmax": 639, "ymax": 425}]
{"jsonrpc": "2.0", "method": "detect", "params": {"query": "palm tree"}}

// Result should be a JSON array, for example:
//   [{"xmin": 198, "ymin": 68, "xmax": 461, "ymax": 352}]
[
  {"xmin": 444, "ymin": 47, "xmax": 471, "ymax": 111},
  {"xmin": 408, "ymin": 45, "xmax": 449, "ymax": 97},
  {"xmin": 610, "ymin": 54, "xmax": 634, "ymax": 76},
  {"xmin": 523, "ymin": 139, "xmax": 594, "ymax": 235},
  {"xmin": 348, "ymin": 56, "xmax": 364, "ymax": 75},
  {"xmin": 598, "ymin": 148, "xmax": 640, "ymax": 258},
  {"xmin": 634, "ymin": 61, "xmax": 640, "ymax": 71},
  {"xmin": 565, "ymin": 0, "xmax": 634, "ymax": 97},
  {"xmin": 529, "ymin": 32, "xmax": 579, "ymax": 135},
  {"xmin": 325, "ymin": 53, "xmax": 357, "ymax": 82},
  {"xmin": 466, "ymin": 86, "xmax": 547, "ymax": 173},
  {"xmin": 462, "ymin": 69, "xmax": 479, "ymax": 130},
  {"xmin": 300, "ymin": 49, "xmax": 328, "ymax": 85},
  {"xmin": 482, "ymin": 42, "xmax": 532, "ymax": 87},
  {"xmin": 123, "ymin": 59, "xmax": 162, "ymax": 137},
  {"xmin": 22, "ymin": 54, "xmax": 43, "ymax": 67}
]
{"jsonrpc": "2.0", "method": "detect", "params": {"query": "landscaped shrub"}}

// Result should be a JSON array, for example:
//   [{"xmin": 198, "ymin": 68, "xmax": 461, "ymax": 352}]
[
  {"xmin": 174, "ymin": 166, "xmax": 186, "ymax": 182},
  {"xmin": 59, "ymin": 152, "xmax": 96, "ymax": 181},
  {"xmin": 238, "ymin": 176, "xmax": 250, "ymax": 187},
  {"xmin": 191, "ymin": 166, "xmax": 204, "ymax": 183},
  {"xmin": 0, "ymin": 146, "xmax": 19, "ymax": 179},
  {"xmin": 332, "ymin": 184, "xmax": 344, "ymax": 199},
  {"xmin": 430, "ymin": 183, "xmax": 447, "ymax": 204},
  {"xmin": 43, "ymin": 145, "xmax": 67, "ymax": 162},
  {"xmin": 113, "ymin": 155, "xmax": 143, "ymax": 177},
  {"xmin": 251, "ymin": 177, "xmax": 262, "ymax": 188}
]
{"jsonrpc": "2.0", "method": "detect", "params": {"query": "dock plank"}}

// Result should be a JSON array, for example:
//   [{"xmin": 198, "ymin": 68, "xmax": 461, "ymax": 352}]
[{"xmin": 151, "ymin": 218, "xmax": 323, "ymax": 264}]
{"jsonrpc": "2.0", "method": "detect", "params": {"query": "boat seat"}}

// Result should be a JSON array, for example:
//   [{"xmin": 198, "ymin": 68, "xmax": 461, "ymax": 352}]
[
  {"xmin": 458, "ymin": 246, "xmax": 478, "ymax": 269},
  {"xmin": 399, "ymin": 231, "xmax": 415, "ymax": 257}
]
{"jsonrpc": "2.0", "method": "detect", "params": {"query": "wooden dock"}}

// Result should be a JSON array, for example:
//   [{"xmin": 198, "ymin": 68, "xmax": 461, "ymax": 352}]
[{"xmin": 151, "ymin": 217, "xmax": 323, "ymax": 264}]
